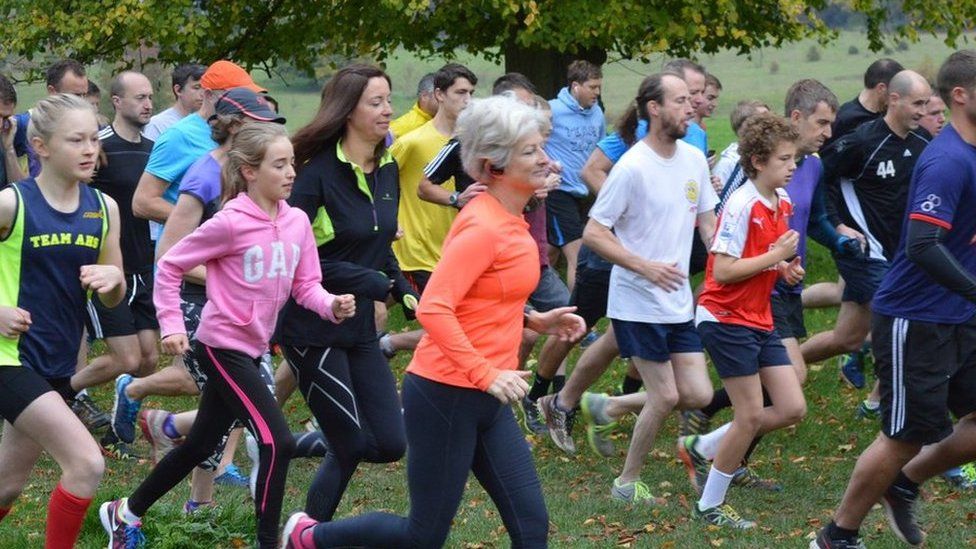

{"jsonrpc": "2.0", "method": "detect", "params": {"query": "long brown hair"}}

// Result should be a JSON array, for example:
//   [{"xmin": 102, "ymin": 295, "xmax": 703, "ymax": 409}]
[{"xmin": 291, "ymin": 64, "xmax": 391, "ymax": 166}]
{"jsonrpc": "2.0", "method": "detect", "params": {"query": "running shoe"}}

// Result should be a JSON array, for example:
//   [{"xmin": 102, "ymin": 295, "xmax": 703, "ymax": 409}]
[
  {"xmin": 677, "ymin": 435, "xmax": 710, "ymax": 494},
  {"xmin": 71, "ymin": 392, "xmax": 111, "ymax": 431},
  {"xmin": 610, "ymin": 478, "xmax": 662, "ymax": 506},
  {"xmin": 692, "ymin": 502, "xmax": 756, "ymax": 529},
  {"xmin": 840, "ymin": 351, "xmax": 866, "ymax": 389},
  {"xmin": 678, "ymin": 409, "xmax": 711, "ymax": 437},
  {"xmin": 537, "ymin": 394, "xmax": 576, "ymax": 454},
  {"xmin": 882, "ymin": 482, "xmax": 926, "ymax": 546},
  {"xmin": 112, "ymin": 374, "xmax": 142, "ymax": 443},
  {"xmin": 246, "ymin": 432, "xmax": 259, "ymax": 499},
  {"xmin": 519, "ymin": 396, "xmax": 548, "ymax": 435},
  {"xmin": 182, "ymin": 500, "xmax": 216, "ymax": 514},
  {"xmin": 214, "ymin": 464, "xmax": 249, "ymax": 488},
  {"xmin": 579, "ymin": 329, "xmax": 599, "ymax": 348},
  {"xmin": 580, "ymin": 392, "xmax": 616, "ymax": 457},
  {"xmin": 855, "ymin": 400, "xmax": 880, "ymax": 420},
  {"xmin": 943, "ymin": 462, "xmax": 976, "ymax": 490},
  {"xmin": 281, "ymin": 511, "xmax": 318, "ymax": 549},
  {"xmin": 99, "ymin": 499, "xmax": 146, "ymax": 549},
  {"xmin": 100, "ymin": 431, "xmax": 141, "ymax": 461},
  {"xmin": 962, "ymin": 462, "xmax": 976, "ymax": 487},
  {"xmin": 138, "ymin": 409, "xmax": 182, "ymax": 465},
  {"xmin": 731, "ymin": 466, "xmax": 783, "ymax": 492},
  {"xmin": 809, "ymin": 527, "xmax": 866, "ymax": 548}
]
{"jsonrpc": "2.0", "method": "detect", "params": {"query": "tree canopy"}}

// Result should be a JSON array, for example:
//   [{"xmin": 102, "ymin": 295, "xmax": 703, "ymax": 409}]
[{"xmin": 1, "ymin": 0, "xmax": 973, "ymax": 83}]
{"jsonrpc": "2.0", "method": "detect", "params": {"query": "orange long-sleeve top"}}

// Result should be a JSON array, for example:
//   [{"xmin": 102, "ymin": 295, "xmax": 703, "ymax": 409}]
[{"xmin": 408, "ymin": 192, "xmax": 540, "ymax": 391}]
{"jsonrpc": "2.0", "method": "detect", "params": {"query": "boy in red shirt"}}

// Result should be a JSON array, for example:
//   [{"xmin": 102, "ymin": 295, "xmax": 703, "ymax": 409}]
[{"xmin": 681, "ymin": 113, "xmax": 807, "ymax": 528}]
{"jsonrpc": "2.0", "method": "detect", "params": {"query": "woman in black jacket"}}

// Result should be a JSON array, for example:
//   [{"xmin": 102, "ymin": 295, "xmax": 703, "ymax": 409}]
[{"xmin": 277, "ymin": 64, "xmax": 412, "ymax": 521}]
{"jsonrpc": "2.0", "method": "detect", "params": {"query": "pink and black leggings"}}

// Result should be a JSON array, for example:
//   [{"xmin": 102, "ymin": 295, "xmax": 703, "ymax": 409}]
[{"xmin": 128, "ymin": 343, "xmax": 294, "ymax": 548}]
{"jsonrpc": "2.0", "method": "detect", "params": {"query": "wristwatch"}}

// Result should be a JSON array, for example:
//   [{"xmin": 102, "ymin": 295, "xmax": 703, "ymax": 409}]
[{"xmin": 448, "ymin": 191, "xmax": 460, "ymax": 209}]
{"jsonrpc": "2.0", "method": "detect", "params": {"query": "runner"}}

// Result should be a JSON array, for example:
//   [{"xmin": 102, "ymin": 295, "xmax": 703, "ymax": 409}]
[
  {"xmin": 568, "ymin": 72, "xmax": 717, "ymax": 504},
  {"xmin": 800, "ymin": 70, "xmax": 932, "ymax": 406},
  {"xmin": 684, "ymin": 113, "xmax": 805, "ymax": 529},
  {"xmin": 544, "ymin": 60, "xmax": 604, "ymax": 293},
  {"xmin": 0, "ymin": 93, "xmax": 125, "ymax": 548},
  {"xmin": 812, "ymin": 49, "xmax": 976, "ymax": 549},
  {"xmin": 71, "ymin": 71, "xmax": 160, "ymax": 459},
  {"xmin": 0, "ymin": 75, "xmax": 24, "ymax": 187},
  {"xmin": 100, "ymin": 122, "xmax": 355, "ymax": 549},
  {"xmin": 280, "ymin": 92, "xmax": 584, "ymax": 549},
  {"xmin": 278, "ymin": 64, "xmax": 413, "ymax": 522},
  {"xmin": 389, "ymin": 72, "xmax": 437, "ymax": 139},
  {"xmin": 122, "ymin": 89, "xmax": 287, "ymax": 509},
  {"xmin": 143, "ymin": 63, "xmax": 207, "ymax": 140}
]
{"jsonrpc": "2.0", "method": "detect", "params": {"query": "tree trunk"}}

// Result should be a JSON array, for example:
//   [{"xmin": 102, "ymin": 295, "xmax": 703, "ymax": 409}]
[{"xmin": 504, "ymin": 41, "xmax": 607, "ymax": 100}]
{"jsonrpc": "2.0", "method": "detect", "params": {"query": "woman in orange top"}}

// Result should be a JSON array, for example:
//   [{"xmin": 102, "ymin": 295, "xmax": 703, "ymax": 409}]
[{"xmin": 281, "ymin": 95, "xmax": 585, "ymax": 549}]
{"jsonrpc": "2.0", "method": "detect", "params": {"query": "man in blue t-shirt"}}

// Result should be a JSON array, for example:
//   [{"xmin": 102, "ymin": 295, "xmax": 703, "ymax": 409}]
[
  {"xmin": 814, "ymin": 50, "xmax": 976, "ymax": 549},
  {"xmin": 132, "ymin": 60, "xmax": 265, "ymax": 242},
  {"xmin": 544, "ymin": 60, "xmax": 605, "ymax": 295}
]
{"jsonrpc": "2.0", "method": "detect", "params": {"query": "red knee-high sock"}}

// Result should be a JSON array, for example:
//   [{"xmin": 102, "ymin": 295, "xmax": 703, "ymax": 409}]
[
  {"xmin": 0, "ymin": 506, "xmax": 10, "ymax": 522},
  {"xmin": 45, "ymin": 483, "xmax": 92, "ymax": 549}
]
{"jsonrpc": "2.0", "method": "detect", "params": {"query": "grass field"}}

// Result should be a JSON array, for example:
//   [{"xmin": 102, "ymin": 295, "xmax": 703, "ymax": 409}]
[{"xmin": 3, "ymin": 32, "xmax": 975, "ymax": 548}]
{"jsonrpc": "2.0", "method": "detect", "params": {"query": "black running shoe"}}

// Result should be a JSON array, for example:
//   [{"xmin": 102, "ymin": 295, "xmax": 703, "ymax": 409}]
[
  {"xmin": 882, "ymin": 483, "xmax": 926, "ymax": 546},
  {"xmin": 809, "ymin": 527, "xmax": 866, "ymax": 548},
  {"xmin": 72, "ymin": 392, "xmax": 111, "ymax": 431}
]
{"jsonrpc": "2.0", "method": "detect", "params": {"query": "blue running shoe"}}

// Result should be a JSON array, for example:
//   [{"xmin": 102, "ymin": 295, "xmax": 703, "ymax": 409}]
[
  {"xmin": 215, "ymin": 464, "xmax": 249, "ymax": 487},
  {"xmin": 840, "ymin": 352, "xmax": 866, "ymax": 389},
  {"xmin": 112, "ymin": 374, "xmax": 142, "ymax": 443}
]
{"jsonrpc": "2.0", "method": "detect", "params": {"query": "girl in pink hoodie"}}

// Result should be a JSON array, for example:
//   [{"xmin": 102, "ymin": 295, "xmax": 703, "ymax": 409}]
[{"xmin": 100, "ymin": 123, "xmax": 355, "ymax": 549}]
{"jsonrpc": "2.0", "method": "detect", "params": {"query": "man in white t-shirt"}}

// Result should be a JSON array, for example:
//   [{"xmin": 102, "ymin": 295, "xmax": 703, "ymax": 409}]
[
  {"xmin": 142, "ymin": 63, "xmax": 206, "ymax": 140},
  {"xmin": 578, "ymin": 71, "xmax": 717, "ymax": 504}
]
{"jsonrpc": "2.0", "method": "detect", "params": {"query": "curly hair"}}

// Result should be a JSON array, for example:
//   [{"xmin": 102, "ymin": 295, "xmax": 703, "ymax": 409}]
[{"xmin": 737, "ymin": 112, "xmax": 798, "ymax": 180}]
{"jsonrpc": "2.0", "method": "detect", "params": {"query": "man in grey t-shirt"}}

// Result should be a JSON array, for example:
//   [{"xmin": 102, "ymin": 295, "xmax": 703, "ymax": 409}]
[{"xmin": 143, "ymin": 63, "xmax": 206, "ymax": 140}]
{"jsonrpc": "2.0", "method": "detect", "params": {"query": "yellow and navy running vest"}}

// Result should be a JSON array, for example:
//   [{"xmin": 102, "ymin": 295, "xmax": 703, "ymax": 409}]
[{"xmin": 0, "ymin": 179, "xmax": 108, "ymax": 378}]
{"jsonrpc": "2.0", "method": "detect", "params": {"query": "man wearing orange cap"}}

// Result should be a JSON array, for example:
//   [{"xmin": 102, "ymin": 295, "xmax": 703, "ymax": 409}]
[{"xmin": 132, "ymin": 60, "xmax": 264, "ymax": 237}]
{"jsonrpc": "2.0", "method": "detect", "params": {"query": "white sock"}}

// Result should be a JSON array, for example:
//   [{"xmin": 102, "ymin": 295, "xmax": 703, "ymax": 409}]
[
  {"xmin": 119, "ymin": 498, "xmax": 140, "ymax": 524},
  {"xmin": 697, "ymin": 466, "xmax": 734, "ymax": 510},
  {"xmin": 694, "ymin": 422, "xmax": 731, "ymax": 460}
]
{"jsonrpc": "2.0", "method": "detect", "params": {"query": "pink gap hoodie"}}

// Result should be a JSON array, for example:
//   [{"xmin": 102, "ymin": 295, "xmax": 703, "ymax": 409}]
[{"xmin": 155, "ymin": 192, "xmax": 338, "ymax": 358}]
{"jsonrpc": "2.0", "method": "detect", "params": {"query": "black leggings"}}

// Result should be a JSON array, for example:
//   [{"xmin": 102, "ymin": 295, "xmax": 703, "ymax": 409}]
[
  {"xmin": 309, "ymin": 373, "xmax": 549, "ymax": 548},
  {"xmin": 284, "ymin": 340, "xmax": 406, "ymax": 521},
  {"xmin": 128, "ymin": 344, "xmax": 293, "ymax": 548}
]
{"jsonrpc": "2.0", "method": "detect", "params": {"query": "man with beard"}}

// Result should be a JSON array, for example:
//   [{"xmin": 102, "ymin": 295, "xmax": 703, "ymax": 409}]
[
  {"xmin": 76, "ymin": 71, "xmax": 160, "ymax": 457},
  {"xmin": 575, "ymin": 71, "xmax": 716, "ymax": 504}
]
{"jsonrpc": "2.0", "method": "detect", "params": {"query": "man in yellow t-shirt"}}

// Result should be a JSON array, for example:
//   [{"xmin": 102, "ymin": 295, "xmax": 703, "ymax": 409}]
[
  {"xmin": 392, "ymin": 63, "xmax": 478, "ymax": 294},
  {"xmin": 390, "ymin": 72, "xmax": 437, "ymax": 140}
]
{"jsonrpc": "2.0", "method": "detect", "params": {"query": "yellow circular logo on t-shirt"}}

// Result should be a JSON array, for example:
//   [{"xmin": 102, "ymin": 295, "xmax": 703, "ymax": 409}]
[{"xmin": 685, "ymin": 180, "xmax": 698, "ymax": 204}]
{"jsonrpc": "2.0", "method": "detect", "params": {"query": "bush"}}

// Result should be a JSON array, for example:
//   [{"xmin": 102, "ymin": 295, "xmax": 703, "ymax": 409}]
[
  {"xmin": 770, "ymin": 61, "xmax": 780, "ymax": 74},
  {"xmin": 806, "ymin": 46, "xmax": 821, "ymax": 62},
  {"xmin": 848, "ymin": 45, "xmax": 859, "ymax": 55},
  {"xmin": 897, "ymin": 40, "xmax": 910, "ymax": 51}
]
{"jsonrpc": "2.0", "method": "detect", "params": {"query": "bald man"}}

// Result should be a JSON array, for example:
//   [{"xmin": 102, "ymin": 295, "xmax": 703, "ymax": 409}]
[
  {"xmin": 77, "ymin": 71, "xmax": 160, "ymax": 455},
  {"xmin": 801, "ymin": 71, "xmax": 933, "ymax": 374}
]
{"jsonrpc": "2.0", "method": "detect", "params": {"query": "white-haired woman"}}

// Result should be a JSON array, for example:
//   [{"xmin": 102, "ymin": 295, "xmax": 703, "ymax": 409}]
[{"xmin": 281, "ymin": 95, "xmax": 586, "ymax": 549}]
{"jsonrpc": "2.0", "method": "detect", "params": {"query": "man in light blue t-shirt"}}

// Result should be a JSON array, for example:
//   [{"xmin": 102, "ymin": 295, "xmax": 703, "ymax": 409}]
[
  {"xmin": 544, "ymin": 60, "xmax": 605, "ymax": 294},
  {"xmin": 132, "ymin": 60, "xmax": 265, "ymax": 242}
]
